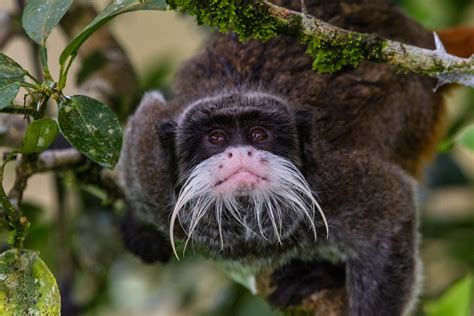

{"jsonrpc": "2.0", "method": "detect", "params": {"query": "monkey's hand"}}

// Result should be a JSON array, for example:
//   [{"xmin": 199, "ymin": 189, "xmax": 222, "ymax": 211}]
[{"xmin": 120, "ymin": 208, "xmax": 171, "ymax": 263}]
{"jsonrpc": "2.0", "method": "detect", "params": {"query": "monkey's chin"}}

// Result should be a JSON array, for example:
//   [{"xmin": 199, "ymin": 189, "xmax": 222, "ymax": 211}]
[
  {"xmin": 233, "ymin": 185, "xmax": 257, "ymax": 196},
  {"xmin": 186, "ymin": 216, "xmax": 304, "ymax": 259},
  {"xmin": 177, "ymin": 194, "xmax": 307, "ymax": 258}
]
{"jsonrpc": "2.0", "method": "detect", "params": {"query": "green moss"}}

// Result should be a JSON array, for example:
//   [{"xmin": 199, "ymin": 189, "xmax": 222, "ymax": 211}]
[
  {"xmin": 167, "ymin": 1, "xmax": 388, "ymax": 73},
  {"xmin": 302, "ymin": 33, "xmax": 387, "ymax": 73},
  {"xmin": 285, "ymin": 15, "xmax": 303, "ymax": 37},
  {"xmin": 166, "ymin": 0, "xmax": 281, "ymax": 41},
  {"xmin": 426, "ymin": 58, "xmax": 450, "ymax": 74}
]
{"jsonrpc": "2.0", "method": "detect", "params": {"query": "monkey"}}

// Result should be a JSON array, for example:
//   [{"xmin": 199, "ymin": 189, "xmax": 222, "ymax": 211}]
[{"xmin": 118, "ymin": 0, "xmax": 472, "ymax": 315}]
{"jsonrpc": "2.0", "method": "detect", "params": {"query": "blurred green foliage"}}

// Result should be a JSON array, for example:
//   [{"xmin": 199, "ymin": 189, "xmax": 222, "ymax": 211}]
[
  {"xmin": 425, "ymin": 275, "xmax": 473, "ymax": 316},
  {"xmin": 394, "ymin": 0, "xmax": 473, "ymax": 27}
]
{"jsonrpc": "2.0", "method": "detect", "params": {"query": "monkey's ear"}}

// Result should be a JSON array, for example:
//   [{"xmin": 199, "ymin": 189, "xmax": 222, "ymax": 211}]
[{"xmin": 156, "ymin": 120, "xmax": 178, "ymax": 152}]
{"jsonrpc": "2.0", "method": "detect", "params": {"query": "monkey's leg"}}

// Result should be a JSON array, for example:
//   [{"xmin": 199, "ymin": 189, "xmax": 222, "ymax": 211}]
[
  {"xmin": 343, "ymin": 221, "xmax": 419, "ymax": 316},
  {"xmin": 326, "ymin": 156, "xmax": 421, "ymax": 316}
]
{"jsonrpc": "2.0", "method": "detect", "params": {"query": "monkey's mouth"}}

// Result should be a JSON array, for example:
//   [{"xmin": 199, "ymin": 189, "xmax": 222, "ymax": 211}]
[{"xmin": 214, "ymin": 168, "xmax": 268, "ymax": 193}]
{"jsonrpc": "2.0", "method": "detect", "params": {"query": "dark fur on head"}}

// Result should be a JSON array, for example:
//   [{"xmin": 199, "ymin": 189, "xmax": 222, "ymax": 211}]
[
  {"xmin": 120, "ymin": 0, "xmax": 448, "ymax": 315},
  {"xmin": 175, "ymin": 93, "xmax": 300, "ymax": 173}
]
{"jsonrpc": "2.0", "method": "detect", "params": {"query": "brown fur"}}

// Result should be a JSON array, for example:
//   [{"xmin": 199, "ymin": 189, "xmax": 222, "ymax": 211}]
[
  {"xmin": 119, "ymin": 1, "xmax": 474, "ymax": 315},
  {"xmin": 172, "ymin": 1, "xmax": 445, "ymax": 178}
]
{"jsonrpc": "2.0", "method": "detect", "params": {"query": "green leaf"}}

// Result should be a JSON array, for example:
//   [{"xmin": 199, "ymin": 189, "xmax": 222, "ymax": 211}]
[
  {"xmin": 0, "ymin": 53, "xmax": 26, "ymax": 109},
  {"xmin": 455, "ymin": 125, "xmax": 474, "ymax": 151},
  {"xmin": 20, "ymin": 118, "xmax": 59, "ymax": 154},
  {"xmin": 0, "ymin": 53, "xmax": 27, "ymax": 79},
  {"xmin": 22, "ymin": 0, "xmax": 73, "ymax": 45},
  {"xmin": 0, "ymin": 249, "xmax": 61, "ymax": 316},
  {"xmin": 59, "ymin": 0, "xmax": 166, "ymax": 66},
  {"xmin": 58, "ymin": 95, "xmax": 122, "ymax": 168},
  {"xmin": 0, "ymin": 79, "xmax": 21, "ymax": 110},
  {"xmin": 425, "ymin": 275, "xmax": 473, "ymax": 316}
]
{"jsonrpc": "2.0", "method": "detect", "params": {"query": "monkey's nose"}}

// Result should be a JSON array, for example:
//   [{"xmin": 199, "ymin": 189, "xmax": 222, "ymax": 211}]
[{"xmin": 225, "ymin": 147, "xmax": 255, "ymax": 160}]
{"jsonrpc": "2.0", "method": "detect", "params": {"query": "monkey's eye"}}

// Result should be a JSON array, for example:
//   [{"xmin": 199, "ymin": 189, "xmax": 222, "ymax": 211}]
[
  {"xmin": 207, "ymin": 129, "xmax": 228, "ymax": 146},
  {"xmin": 249, "ymin": 126, "xmax": 269, "ymax": 143}
]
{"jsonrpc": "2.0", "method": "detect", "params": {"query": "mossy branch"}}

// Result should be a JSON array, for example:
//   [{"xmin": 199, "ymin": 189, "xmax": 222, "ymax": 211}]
[
  {"xmin": 168, "ymin": 0, "xmax": 474, "ymax": 87},
  {"xmin": 263, "ymin": 1, "xmax": 473, "ymax": 87}
]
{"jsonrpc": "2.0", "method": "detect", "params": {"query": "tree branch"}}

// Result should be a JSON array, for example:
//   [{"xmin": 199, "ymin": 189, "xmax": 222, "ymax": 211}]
[
  {"xmin": 262, "ymin": 0, "xmax": 473, "ymax": 87},
  {"xmin": 170, "ymin": 0, "xmax": 473, "ymax": 87},
  {"xmin": 8, "ymin": 149, "xmax": 84, "ymax": 206},
  {"xmin": 36, "ymin": 148, "xmax": 84, "ymax": 172},
  {"xmin": 0, "ymin": 149, "xmax": 83, "ymax": 224}
]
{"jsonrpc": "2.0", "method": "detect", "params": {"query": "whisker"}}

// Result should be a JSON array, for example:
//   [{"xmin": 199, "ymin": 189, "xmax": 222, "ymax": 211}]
[
  {"xmin": 216, "ymin": 201, "xmax": 224, "ymax": 250},
  {"xmin": 273, "ymin": 156, "xmax": 329, "ymax": 239},
  {"xmin": 265, "ymin": 196, "xmax": 282, "ymax": 244},
  {"xmin": 269, "ymin": 195, "xmax": 283, "ymax": 237},
  {"xmin": 183, "ymin": 197, "xmax": 214, "ymax": 256},
  {"xmin": 224, "ymin": 197, "xmax": 258, "ymax": 237},
  {"xmin": 253, "ymin": 194, "xmax": 268, "ymax": 240}
]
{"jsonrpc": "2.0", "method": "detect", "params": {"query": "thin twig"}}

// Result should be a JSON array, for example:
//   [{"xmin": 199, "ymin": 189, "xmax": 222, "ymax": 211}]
[
  {"xmin": 36, "ymin": 148, "xmax": 83, "ymax": 172},
  {"xmin": 1, "ymin": 106, "xmax": 35, "ymax": 116},
  {"xmin": 29, "ymin": 43, "xmax": 43, "ymax": 81},
  {"xmin": 8, "ymin": 149, "xmax": 83, "ymax": 206}
]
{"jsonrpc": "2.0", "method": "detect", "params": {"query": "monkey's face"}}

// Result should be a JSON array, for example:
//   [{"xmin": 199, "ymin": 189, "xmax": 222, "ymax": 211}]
[{"xmin": 169, "ymin": 93, "xmax": 326, "ymax": 258}]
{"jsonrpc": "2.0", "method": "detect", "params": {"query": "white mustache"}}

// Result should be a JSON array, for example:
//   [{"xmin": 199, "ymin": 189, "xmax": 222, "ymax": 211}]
[{"xmin": 169, "ymin": 150, "xmax": 329, "ymax": 259}]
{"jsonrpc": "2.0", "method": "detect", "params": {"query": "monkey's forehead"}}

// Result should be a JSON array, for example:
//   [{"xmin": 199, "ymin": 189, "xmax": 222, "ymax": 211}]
[{"xmin": 177, "ymin": 91, "xmax": 291, "ymax": 125}]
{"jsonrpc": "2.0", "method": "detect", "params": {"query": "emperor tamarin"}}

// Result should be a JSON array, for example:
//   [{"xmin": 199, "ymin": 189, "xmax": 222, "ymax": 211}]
[{"xmin": 119, "ymin": 0, "xmax": 449, "ymax": 315}]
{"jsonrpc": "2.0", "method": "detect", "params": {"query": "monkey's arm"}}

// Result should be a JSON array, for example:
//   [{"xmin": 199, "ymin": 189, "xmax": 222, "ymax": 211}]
[
  {"xmin": 119, "ymin": 92, "xmax": 177, "ymax": 263},
  {"xmin": 268, "ymin": 152, "xmax": 420, "ymax": 316}
]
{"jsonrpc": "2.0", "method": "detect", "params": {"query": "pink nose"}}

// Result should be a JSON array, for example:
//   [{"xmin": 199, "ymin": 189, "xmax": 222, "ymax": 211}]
[{"xmin": 225, "ymin": 148, "xmax": 254, "ymax": 159}]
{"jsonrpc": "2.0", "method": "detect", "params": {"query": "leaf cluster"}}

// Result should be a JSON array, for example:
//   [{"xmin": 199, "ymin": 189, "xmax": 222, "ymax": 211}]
[{"xmin": 0, "ymin": 0, "xmax": 167, "ymax": 313}]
